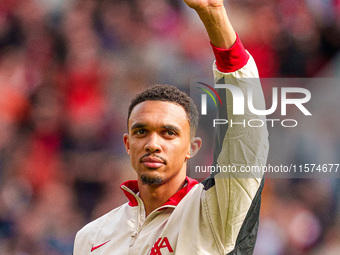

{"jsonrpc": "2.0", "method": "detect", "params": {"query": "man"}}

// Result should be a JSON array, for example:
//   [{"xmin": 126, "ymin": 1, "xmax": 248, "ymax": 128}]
[{"xmin": 73, "ymin": 0, "xmax": 269, "ymax": 254}]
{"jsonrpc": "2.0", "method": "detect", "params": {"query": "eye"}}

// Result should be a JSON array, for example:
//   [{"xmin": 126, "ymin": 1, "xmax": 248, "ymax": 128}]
[
  {"xmin": 134, "ymin": 129, "xmax": 147, "ymax": 135},
  {"xmin": 163, "ymin": 130, "xmax": 177, "ymax": 137}
]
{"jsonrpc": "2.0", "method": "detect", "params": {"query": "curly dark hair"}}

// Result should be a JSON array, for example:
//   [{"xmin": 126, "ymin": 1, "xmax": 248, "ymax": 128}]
[{"xmin": 128, "ymin": 84, "xmax": 199, "ymax": 133}]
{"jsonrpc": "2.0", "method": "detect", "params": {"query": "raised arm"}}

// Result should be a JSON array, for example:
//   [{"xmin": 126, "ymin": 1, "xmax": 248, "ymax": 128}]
[
  {"xmin": 184, "ymin": 1, "xmax": 269, "ymax": 254},
  {"xmin": 184, "ymin": 0, "xmax": 236, "ymax": 49}
]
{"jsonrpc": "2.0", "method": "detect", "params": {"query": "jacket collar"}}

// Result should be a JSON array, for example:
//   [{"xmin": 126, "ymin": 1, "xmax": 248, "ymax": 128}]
[{"xmin": 120, "ymin": 177, "xmax": 199, "ymax": 207}]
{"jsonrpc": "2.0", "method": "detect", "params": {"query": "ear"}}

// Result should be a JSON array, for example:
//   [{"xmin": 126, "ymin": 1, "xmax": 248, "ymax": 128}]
[
  {"xmin": 123, "ymin": 133, "xmax": 130, "ymax": 155},
  {"xmin": 186, "ymin": 137, "xmax": 202, "ymax": 159}
]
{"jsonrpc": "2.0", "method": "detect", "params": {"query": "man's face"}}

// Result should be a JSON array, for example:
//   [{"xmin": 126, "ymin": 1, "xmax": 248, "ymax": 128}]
[{"xmin": 124, "ymin": 101, "xmax": 192, "ymax": 186}]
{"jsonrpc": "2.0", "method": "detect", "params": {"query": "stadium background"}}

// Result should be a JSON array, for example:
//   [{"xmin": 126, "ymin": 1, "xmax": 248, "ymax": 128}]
[{"xmin": 0, "ymin": 0, "xmax": 339, "ymax": 254}]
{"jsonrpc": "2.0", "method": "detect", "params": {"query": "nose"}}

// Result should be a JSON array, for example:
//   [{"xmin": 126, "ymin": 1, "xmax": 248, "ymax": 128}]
[{"xmin": 144, "ymin": 133, "xmax": 161, "ymax": 153}]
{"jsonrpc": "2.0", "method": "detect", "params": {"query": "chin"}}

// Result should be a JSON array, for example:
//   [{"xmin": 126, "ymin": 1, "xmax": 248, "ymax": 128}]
[{"xmin": 140, "ymin": 174, "xmax": 164, "ymax": 186}]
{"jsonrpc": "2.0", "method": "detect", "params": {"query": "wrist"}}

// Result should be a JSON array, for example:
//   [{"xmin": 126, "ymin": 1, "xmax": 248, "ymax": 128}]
[{"xmin": 195, "ymin": 5, "xmax": 236, "ymax": 49}]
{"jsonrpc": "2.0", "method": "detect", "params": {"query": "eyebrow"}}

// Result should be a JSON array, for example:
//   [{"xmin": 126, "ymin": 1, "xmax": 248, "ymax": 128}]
[
  {"xmin": 130, "ymin": 123, "xmax": 181, "ymax": 132},
  {"xmin": 131, "ymin": 123, "xmax": 147, "ymax": 131},
  {"xmin": 162, "ymin": 125, "xmax": 181, "ymax": 133}
]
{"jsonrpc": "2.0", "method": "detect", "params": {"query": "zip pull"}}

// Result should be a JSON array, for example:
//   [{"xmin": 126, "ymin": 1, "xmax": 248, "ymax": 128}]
[{"xmin": 129, "ymin": 226, "xmax": 142, "ymax": 247}]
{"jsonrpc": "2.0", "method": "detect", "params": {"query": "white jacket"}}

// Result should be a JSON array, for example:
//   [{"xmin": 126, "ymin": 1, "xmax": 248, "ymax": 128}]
[{"xmin": 73, "ymin": 36, "xmax": 269, "ymax": 255}]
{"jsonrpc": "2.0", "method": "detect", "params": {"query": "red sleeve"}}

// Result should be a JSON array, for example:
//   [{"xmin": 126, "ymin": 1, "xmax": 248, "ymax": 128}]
[{"xmin": 210, "ymin": 34, "xmax": 249, "ymax": 73}]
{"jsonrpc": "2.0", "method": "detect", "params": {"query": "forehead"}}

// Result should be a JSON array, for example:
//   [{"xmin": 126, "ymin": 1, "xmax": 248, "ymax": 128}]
[{"xmin": 128, "ymin": 101, "xmax": 189, "ymax": 129}]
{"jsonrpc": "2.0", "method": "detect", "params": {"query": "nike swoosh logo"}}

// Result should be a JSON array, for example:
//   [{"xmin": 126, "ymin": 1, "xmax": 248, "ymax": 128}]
[{"xmin": 91, "ymin": 240, "xmax": 111, "ymax": 252}]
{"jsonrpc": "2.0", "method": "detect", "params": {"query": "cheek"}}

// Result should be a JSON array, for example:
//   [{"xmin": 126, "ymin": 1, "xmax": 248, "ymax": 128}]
[
  {"xmin": 170, "ymin": 141, "xmax": 190, "ymax": 156},
  {"xmin": 129, "ymin": 139, "xmax": 141, "ymax": 151},
  {"xmin": 128, "ymin": 142, "xmax": 141, "ymax": 161}
]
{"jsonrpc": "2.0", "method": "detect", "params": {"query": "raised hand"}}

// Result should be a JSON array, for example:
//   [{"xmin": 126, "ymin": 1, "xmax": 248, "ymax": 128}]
[
  {"xmin": 183, "ymin": 0, "xmax": 236, "ymax": 49},
  {"xmin": 183, "ymin": 0, "xmax": 224, "ymax": 11}
]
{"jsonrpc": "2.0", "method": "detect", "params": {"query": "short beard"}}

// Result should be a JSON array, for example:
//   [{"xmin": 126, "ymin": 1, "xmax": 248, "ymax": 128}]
[{"xmin": 140, "ymin": 174, "xmax": 163, "ymax": 186}]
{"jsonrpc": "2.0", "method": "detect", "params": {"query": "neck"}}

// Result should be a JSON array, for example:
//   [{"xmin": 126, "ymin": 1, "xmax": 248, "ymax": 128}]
[{"xmin": 138, "ymin": 173, "xmax": 186, "ymax": 216}]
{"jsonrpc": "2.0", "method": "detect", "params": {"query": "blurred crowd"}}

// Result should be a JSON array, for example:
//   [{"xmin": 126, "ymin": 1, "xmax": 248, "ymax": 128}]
[{"xmin": 0, "ymin": 0, "xmax": 339, "ymax": 254}]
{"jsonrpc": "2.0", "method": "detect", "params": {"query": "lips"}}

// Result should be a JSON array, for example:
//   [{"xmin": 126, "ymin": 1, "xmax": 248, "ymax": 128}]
[{"xmin": 141, "ymin": 156, "xmax": 165, "ymax": 169}]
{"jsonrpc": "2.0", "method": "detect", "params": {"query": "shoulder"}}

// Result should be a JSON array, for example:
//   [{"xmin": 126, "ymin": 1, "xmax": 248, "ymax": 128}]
[
  {"xmin": 76, "ymin": 203, "xmax": 128, "ymax": 240},
  {"xmin": 73, "ymin": 203, "xmax": 131, "ymax": 254}
]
